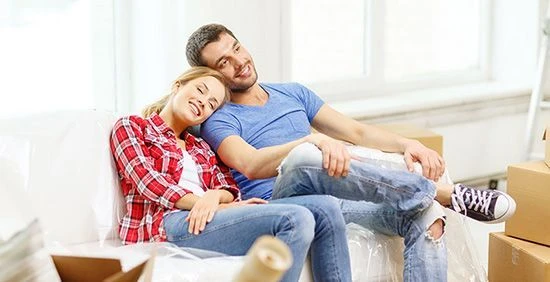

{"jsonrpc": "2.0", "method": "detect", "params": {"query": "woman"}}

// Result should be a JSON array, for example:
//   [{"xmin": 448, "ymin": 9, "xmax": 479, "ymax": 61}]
[{"xmin": 109, "ymin": 67, "xmax": 351, "ymax": 282}]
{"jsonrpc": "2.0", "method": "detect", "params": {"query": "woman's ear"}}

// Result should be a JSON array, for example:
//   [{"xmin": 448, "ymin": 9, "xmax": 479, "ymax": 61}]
[{"xmin": 171, "ymin": 81, "xmax": 181, "ymax": 94}]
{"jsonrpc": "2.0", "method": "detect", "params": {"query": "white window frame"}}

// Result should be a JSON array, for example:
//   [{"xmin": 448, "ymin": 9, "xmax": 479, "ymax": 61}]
[{"xmin": 280, "ymin": 0, "xmax": 492, "ymax": 102}]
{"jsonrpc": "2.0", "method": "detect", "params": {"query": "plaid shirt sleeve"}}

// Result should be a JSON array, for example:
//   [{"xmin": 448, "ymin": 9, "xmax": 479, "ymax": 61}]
[{"xmin": 110, "ymin": 116, "xmax": 190, "ymax": 209}]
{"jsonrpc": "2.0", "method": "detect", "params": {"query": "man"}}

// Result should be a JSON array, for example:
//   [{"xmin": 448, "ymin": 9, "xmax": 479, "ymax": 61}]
[{"xmin": 186, "ymin": 24, "xmax": 515, "ymax": 281}]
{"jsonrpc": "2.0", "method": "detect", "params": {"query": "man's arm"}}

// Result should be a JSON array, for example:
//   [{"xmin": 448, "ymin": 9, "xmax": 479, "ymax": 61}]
[
  {"xmin": 216, "ymin": 135, "xmax": 311, "ymax": 179},
  {"xmin": 311, "ymin": 104, "xmax": 410, "ymax": 152},
  {"xmin": 311, "ymin": 104, "xmax": 445, "ymax": 181}
]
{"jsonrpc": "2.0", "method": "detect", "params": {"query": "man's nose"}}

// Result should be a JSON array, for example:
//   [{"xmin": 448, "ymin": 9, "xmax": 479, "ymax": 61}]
[{"xmin": 234, "ymin": 55, "xmax": 246, "ymax": 68}]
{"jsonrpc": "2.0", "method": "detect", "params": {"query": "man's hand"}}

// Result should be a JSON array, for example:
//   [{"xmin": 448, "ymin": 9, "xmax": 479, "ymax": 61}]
[
  {"xmin": 403, "ymin": 140, "xmax": 445, "ymax": 181},
  {"xmin": 307, "ymin": 133, "xmax": 351, "ymax": 178},
  {"xmin": 217, "ymin": 198, "xmax": 268, "ymax": 210},
  {"xmin": 185, "ymin": 190, "xmax": 221, "ymax": 235}
]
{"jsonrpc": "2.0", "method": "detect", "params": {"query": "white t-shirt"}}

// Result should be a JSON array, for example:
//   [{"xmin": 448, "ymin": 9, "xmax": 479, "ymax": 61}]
[{"xmin": 177, "ymin": 150, "xmax": 205, "ymax": 197}]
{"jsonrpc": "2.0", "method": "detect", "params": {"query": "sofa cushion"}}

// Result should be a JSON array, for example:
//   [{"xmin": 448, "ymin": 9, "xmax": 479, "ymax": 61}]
[{"xmin": 0, "ymin": 110, "xmax": 124, "ymax": 245}]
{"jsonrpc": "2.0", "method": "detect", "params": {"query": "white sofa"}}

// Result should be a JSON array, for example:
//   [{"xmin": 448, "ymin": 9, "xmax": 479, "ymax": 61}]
[{"xmin": 0, "ymin": 110, "xmax": 487, "ymax": 281}]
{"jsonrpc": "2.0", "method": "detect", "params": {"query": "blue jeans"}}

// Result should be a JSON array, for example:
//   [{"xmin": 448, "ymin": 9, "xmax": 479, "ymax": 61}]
[
  {"xmin": 272, "ymin": 143, "xmax": 447, "ymax": 282},
  {"xmin": 163, "ymin": 195, "xmax": 351, "ymax": 282}
]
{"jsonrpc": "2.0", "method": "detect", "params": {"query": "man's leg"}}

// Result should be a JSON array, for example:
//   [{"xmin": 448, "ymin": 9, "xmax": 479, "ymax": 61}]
[
  {"xmin": 163, "ymin": 204, "xmax": 315, "ymax": 282},
  {"xmin": 273, "ymin": 143, "xmax": 435, "ymax": 215},
  {"xmin": 339, "ymin": 199, "xmax": 447, "ymax": 282},
  {"xmin": 274, "ymin": 143, "xmax": 516, "ymax": 223},
  {"xmin": 271, "ymin": 195, "xmax": 352, "ymax": 282}
]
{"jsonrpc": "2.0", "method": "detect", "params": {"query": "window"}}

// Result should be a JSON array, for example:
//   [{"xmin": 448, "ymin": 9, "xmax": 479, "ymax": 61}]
[
  {"xmin": 0, "ymin": 0, "xmax": 115, "ymax": 118},
  {"xmin": 287, "ymin": 0, "xmax": 487, "ymax": 100}
]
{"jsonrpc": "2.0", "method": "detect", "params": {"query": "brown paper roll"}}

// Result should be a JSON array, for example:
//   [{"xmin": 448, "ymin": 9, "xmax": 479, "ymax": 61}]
[{"xmin": 234, "ymin": 236, "xmax": 293, "ymax": 282}]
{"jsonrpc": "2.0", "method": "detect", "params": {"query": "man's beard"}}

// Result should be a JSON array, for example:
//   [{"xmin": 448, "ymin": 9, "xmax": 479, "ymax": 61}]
[{"xmin": 229, "ymin": 68, "xmax": 258, "ymax": 92}]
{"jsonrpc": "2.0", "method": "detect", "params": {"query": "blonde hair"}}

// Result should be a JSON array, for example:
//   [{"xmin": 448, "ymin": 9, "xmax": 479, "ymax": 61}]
[{"xmin": 142, "ymin": 67, "xmax": 230, "ymax": 118}]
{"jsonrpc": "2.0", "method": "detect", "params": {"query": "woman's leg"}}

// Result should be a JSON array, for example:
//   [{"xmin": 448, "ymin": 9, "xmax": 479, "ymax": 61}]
[
  {"xmin": 163, "ymin": 204, "xmax": 315, "ymax": 282},
  {"xmin": 271, "ymin": 195, "xmax": 352, "ymax": 282}
]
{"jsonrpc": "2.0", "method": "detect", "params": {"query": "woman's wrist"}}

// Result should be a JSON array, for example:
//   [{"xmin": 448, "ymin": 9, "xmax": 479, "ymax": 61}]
[{"xmin": 217, "ymin": 189, "xmax": 236, "ymax": 203}]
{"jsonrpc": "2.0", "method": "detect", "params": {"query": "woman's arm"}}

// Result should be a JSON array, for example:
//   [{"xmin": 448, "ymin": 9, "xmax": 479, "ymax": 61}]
[{"xmin": 174, "ymin": 189, "xmax": 234, "ymax": 210}]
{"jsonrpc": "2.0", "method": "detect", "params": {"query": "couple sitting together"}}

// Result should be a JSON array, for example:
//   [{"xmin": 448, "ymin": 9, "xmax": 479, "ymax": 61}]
[{"xmin": 110, "ymin": 24, "xmax": 516, "ymax": 282}]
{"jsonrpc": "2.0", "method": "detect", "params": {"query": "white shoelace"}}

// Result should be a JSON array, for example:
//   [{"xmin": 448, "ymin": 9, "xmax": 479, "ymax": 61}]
[{"xmin": 451, "ymin": 185, "xmax": 492, "ymax": 216}]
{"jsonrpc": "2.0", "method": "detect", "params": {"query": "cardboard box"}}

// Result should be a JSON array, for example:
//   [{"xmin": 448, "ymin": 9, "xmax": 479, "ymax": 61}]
[
  {"xmin": 375, "ymin": 124, "xmax": 443, "ymax": 156},
  {"xmin": 505, "ymin": 161, "xmax": 550, "ymax": 246},
  {"xmin": 489, "ymin": 232, "xmax": 550, "ymax": 282},
  {"xmin": 51, "ymin": 255, "xmax": 154, "ymax": 282},
  {"xmin": 544, "ymin": 127, "xmax": 549, "ymax": 168}
]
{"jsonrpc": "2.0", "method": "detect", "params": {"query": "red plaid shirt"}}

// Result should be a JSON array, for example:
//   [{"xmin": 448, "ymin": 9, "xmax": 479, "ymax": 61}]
[{"xmin": 110, "ymin": 113, "xmax": 240, "ymax": 244}]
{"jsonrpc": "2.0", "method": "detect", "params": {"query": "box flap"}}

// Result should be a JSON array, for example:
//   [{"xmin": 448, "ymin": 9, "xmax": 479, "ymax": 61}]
[
  {"xmin": 51, "ymin": 255, "xmax": 122, "ymax": 282},
  {"xmin": 105, "ymin": 250, "xmax": 155, "ymax": 282}
]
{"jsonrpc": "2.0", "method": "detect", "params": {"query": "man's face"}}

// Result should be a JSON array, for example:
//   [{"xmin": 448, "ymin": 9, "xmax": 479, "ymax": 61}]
[{"xmin": 200, "ymin": 33, "xmax": 258, "ymax": 92}]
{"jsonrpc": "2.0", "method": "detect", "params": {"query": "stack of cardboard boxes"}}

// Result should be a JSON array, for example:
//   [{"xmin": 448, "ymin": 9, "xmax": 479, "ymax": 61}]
[{"xmin": 488, "ymin": 126, "xmax": 550, "ymax": 282}]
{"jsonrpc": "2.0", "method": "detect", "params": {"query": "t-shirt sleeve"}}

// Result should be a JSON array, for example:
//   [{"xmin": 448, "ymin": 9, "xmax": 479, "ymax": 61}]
[
  {"xmin": 201, "ymin": 112, "xmax": 241, "ymax": 152},
  {"xmin": 292, "ymin": 83, "xmax": 325, "ymax": 121}
]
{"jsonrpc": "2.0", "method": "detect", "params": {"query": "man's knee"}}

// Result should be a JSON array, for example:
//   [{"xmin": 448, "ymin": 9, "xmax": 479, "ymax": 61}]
[
  {"xmin": 280, "ymin": 143, "xmax": 323, "ymax": 173},
  {"xmin": 427, "ymin": 218, "xmax": 445, "ymax": 241},
  {"xmin": 409, "ymin": 202, "xmax": 446, "ymax": 243}
]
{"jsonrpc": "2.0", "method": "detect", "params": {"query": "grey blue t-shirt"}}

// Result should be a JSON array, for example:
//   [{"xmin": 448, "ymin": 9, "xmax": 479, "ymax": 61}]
[{"xmin": 201, "ymin": 82, "xmax": 324, "ymax": 200}]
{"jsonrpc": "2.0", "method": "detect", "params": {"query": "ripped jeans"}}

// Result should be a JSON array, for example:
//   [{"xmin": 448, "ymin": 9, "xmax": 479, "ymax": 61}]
[{"xmin": 272, "ymin": 143, "xmax": 447, "ymax": 282}]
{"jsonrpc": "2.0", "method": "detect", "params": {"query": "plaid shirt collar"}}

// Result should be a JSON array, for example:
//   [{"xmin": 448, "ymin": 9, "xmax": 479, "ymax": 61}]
[
  {"xmin": 148, "ymin": 112, "xmax": 199, "ymax": 148},
  {"xmin": 148, "ymin": 113, "xmax": 175, "ymax": 137}
]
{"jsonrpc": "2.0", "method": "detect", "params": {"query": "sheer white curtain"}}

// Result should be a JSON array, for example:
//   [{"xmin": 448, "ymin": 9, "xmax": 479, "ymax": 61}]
[
  {"xmin": 118, "ymin": 0, "xmax": 188, "ymax": 115},
  {"xmin": 0, "ymin": 0, "xmax": 116, "ymax": 118}
]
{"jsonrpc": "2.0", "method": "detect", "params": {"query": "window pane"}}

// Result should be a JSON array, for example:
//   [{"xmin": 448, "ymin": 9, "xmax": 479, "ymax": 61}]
[
  {"xmin": 0, "ymin": 0, "xmax": 93, "ymax": 118},
  {"xmin": 384, "ymin": 0, "xmax": 480, "ymax": 80},
  {"xmin": 290, "ymin": 0, "xmax": 365, "ymax": 83}
]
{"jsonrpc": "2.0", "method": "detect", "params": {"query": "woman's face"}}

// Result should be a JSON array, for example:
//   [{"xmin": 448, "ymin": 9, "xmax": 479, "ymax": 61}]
[{"xmin": 172, "ymin": 75, "xmax": 226, "ymax": 126}]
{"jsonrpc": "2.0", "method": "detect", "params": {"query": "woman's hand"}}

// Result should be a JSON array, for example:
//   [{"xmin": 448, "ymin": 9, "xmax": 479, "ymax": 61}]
[
  {"xmin": 217, "ymin": 198, "xmax": 268, "ymax": 210},
  {"xmin": 185, "ymin": 190, "xmax": 221, "ymax": 235}
]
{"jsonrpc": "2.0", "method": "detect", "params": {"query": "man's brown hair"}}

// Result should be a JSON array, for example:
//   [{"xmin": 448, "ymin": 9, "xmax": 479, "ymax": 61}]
[{"xmin": 186, "ymin": 24, "xmax": 238, "ymax": 67}]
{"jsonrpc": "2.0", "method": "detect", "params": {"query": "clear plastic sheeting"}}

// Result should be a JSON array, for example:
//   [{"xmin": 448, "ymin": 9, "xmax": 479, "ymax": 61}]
[
  {"xmin": 0, "ymin": 110, "xmax": 487, "ymax": 281},
  {"xmin": 346, "ymin": 223, "xmax": 404, "ymax": 282},
  {"xmin": 347, "ymin": 146, "xmax": 487, "ymax": 282}
]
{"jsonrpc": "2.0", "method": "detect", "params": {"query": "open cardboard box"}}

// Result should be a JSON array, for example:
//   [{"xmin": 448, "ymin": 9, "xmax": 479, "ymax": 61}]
[{"xmin": 51, "ymin": 254, "xmax": 154, "ymax": 282}]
